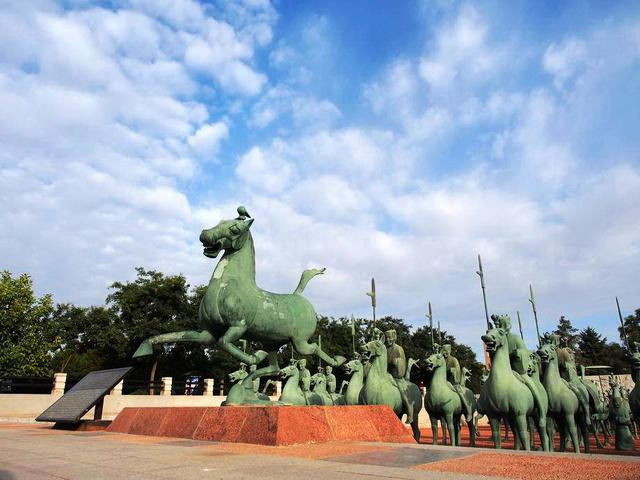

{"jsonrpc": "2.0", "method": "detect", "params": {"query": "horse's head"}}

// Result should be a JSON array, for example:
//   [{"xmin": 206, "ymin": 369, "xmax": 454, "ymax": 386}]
[
  {"xmin": 537, "ymin": 342, "xmax": 557, "ymax": 365},
  {"xmin": 279, "ymin": 363, "xmax": 297, "ymax": 379},
  {"xmin": 481, "ymin": 326, "xmax": 507, "ymax": 354},
  {"xmin": 526, "ymin": 352, "xmax": 541, "ymax": 376},
  {"xmin": 362, "ymin": 339, "xmax": 385, "ymax": 358},
  {"xmin": 229, "ymin": 367, "xmax": 248, "ymax": 382},
  {"xmin": 423, "ymin": 352, "xmax": 446, "ymax": 372},
  {"xmin": 344, "ymin": 358, "xmax": 363, "ymax": 374},
  {"xmin": 199, "ymin": 206, "xmax": 254, "ymax": 258}
]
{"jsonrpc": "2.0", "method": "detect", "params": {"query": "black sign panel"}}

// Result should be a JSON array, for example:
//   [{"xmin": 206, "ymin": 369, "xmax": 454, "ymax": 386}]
[{"xmin": 36, "ymin": 367, "xmax": 132, "ymax": 423}]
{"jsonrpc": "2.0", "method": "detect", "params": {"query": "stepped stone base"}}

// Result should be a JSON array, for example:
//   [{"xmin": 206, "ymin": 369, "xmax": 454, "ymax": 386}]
[{"xmin": 106, "ymin": 405, "xmax": 415, "ymax": 445}]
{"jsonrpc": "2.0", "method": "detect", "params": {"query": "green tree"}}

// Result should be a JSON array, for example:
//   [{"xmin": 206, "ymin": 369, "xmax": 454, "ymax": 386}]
[
  {"xmin": 600, "ymin": 342, "xmax": 628, "ymax": 374},
  {"xmin": 106, "ymin": 268, "xmax": 209, "ymax": 385},
  {"xmin": 553, "ymin": 316, "xmax": 578, "ymax": 350},
  {"xmin": 577, "ymin": 327, "xmax": 607, "ymax": 366},
  {"xmin": 0, "ymin": 271, "xmax": 56, "ymax": 376},
  {"xmin": 619, "ymin": 308, "xmax": 640, "ymax": 348}
]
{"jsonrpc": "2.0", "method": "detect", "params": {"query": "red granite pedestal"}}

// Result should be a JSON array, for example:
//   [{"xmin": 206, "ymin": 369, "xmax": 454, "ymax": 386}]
[{"xmin": 107, "ymin": 405, "xmax": 415, "ymax": 446}]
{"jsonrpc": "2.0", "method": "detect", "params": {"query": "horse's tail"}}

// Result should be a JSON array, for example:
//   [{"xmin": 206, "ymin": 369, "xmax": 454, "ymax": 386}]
[
  {"xmin": 293, "ymin": 267, "xmax": 326, "ymax": 295},
  {"xmin": 405, "ymin": 358, "xmax": 418, "ymax": 381}
]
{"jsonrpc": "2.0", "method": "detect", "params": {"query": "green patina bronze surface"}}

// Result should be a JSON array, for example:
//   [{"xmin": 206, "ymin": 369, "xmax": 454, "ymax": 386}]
[
  {"xmin": 423, "ymin": 350, "xmax": 463, "ymax": 446},
  {"xmin": 559, "ymin": 349, "xmax": 611, "ymax": 448},
  {"xmin": 133, "ymin": 206, "xmax": 344, "ymax": 405},
  {"xmin": 538, "ymin": 340, "xmax": 590, "ymax": 453},
  {"xmin": 342, "ymin": 357, "xmax": 365, "ymax": 405},
  {"xmin": 480, "ymin": 322, "xmax": 537, "ymax": 451},
  {"xmin": 361, "ymin": 331, "xmax": 421, "ymax": 442},
  {"xmin": 609, "ymin": 375, "xmax": 635, "ymax": 450},
  {"xmin": 630, "ymin": 344, "xmax": 640, "ymax": 429}
]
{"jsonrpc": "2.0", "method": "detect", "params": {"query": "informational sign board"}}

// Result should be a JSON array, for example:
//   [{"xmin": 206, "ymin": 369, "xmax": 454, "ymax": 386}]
[{"xmin": 36, "ymin": 367, "xmax": 132, "ymax": 423}]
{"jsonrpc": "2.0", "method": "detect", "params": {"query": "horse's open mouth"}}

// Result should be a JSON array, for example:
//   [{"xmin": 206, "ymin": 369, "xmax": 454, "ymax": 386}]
[
  {"xmin": 424, "ymin": 361, "xmax": 435, "ymax": 372},
  {"xmin": 483, "ymin": 339, "xmax": 496, "ymax": 352},
  {"xmin": 203, "ymin": 242, "xmax": 223, "ymax": 258}
]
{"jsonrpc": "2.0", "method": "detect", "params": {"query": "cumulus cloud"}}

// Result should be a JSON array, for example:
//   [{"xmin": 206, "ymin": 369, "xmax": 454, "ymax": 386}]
[
  {"xmin": 0, "ymin": 0, "xmax": 274, "ymax": 303},
  {"xmin": 2, "ymin": 0, "xmax": 639, "ymax": 362}
]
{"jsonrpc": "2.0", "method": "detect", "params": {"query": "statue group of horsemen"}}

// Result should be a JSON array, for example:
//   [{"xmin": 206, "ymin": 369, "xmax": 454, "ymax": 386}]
[{"xmin": 132, "ymin": 206, "xmax": 640, "ymax": 452}]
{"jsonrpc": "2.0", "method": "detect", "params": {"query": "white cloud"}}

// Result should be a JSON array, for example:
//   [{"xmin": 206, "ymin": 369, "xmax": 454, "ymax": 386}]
[
  {"xmin": 543, "ymin": 38, "xmax": 588, "ymax": 89},
  {"xmin": 188, "ymin": 121, "xmax": 229, "ymax": 158},
  {"xmin": 0, "ymin": 1, "xmax": 274, "ymax": 304},
  {"xmin": 249, "ymin": 85, "xmax": 341, "ymax": 129},
  {"xmin": 418, "ymin": 5, "xmax": 506, "ymax": 93},
  {"xmin": 235, "ymin": 145, "xmax": 294, "ymax": 194}
]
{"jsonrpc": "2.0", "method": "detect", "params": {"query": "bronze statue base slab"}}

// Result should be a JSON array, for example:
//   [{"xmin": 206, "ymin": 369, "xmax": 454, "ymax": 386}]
[{"xmin": 107, "ymin": 405, "xmax": 415, "ymax": 445}]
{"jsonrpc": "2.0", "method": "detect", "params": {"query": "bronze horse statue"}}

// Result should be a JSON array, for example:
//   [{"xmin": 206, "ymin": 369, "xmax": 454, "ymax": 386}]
[{"xmin": 133, "ymin": 207, "xmax": 345, "ymax": 404}]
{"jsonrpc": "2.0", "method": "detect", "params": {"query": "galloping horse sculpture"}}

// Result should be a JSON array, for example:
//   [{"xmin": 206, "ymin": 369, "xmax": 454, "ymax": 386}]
[
  {"xmin": 133, "ymin": 206, "xmax": 345, "ymax": 405},
  {"xmin": 480, "ymin": 325, "xmax": 536, "ymax": 450},
  {"xmin": 361, "ymin": 337, "xmax": 422, "ymax": 441},
  {"xmin": 423, "ymin": 351, "xmax": 463, "ymax": 446}
]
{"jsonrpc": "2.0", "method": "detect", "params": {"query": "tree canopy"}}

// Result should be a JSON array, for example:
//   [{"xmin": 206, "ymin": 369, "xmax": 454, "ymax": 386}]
[
  {"xmin": 1, "ymin": 268, "xmax": 635, "ymax": 390},
  {"xmin": 0, "ymin": 271, "xmax": 57, "ymax": 376}
]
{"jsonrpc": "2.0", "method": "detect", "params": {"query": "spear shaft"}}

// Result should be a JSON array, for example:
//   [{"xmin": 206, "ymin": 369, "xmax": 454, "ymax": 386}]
[
  {"xmin": 366, "ymin": 278, "xmax": 376, "ymax": 329},
  {"xmin": 616, "ymin": 297, "xmax": 630, "ymax": 350},
  {"xmin": 438, "ymin": 320, "xmax": 442, "ymax": 344},
  {"xmin": 351, "ymin": 314, "xmax": 356, "ymax": 355},
  {"xmin": 517, "ymin": 310, "xmax": 524, "ymax": 341},
  {"xmin": 529, "ymin": 284, "xmax": 541, "ymax": 347},
  {"xmin": 426, "ymin": 301, "xmax": 434, "ymax": 352},
  {"xmin": 476, "ymin": 254, "xmax": 490, "ymax": 330}
]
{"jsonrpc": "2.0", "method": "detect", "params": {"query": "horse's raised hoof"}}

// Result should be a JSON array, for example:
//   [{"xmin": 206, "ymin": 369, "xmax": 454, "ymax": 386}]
[
  {"xmin": 252, "ymin": 350, "xmax": 268, "ymax": 365},
  {"xmin": 133, "ymin": 340, "xmax": 153, "ymax": 358},
  {"xmin": 333, "ymin": 355, "xmax": 346, "ymax": 367}
]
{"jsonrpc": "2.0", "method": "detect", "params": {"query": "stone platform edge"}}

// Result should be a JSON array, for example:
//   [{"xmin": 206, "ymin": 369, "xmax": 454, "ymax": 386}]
[{"xmin": 106, "ymin": 405, "xmax": 415, "ymax": 446}]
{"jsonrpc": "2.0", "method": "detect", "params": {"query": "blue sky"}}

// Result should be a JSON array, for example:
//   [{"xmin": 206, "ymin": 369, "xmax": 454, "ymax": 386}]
[{"xmin": 1, "ymin": 0, "xmax": 639, "ymax": 359}]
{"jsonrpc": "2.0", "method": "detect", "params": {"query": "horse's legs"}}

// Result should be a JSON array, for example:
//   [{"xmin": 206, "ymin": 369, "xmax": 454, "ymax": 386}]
[
  {"xmin": 133, "ymin": 330, "xmax": 214, "ymax": 358},
  {"xmin": 503, "ymin": 416, "xmax": 510, "ymax": 441},
  {"xmin": 468, "ymin": 416, "xmax": 476, "ymax": 447},
  {"xmin": 441, "ymin": 417, "xmax": 448, "ymax": 445},
  {"xmin": 217, "ymin": 323, "xmax": 267, "ymax": 365},
  {"xmin": 293, "ymin": 338, "xmax": 345, "ymax": 367},
  {"xmin": 455, "ymin": 416, "xmax": 461, "ymax": 446},
  {"xmin": 445, "ymin": 414, "xmax": 455, "ymax": 446},
  {"xmin": 565, "ymin": 413, "xmax": 580, "ymax": 453},
  {"xmin": 489, "ymin": 417, "xmax": 501, "ymax": 449},
  {"xmin": 515, "ymin": 415, "xmax": 531, "ymax": 451},
  {"xmin": 510, "ymin": 416, "xmax": 521, "ymax": 450},
  {"xmin": 546, "ymin": 417, "xmax": 556, "ymax": 452},
  {"xmin": 411, "ymin": 421, "xmax": 421, "ymax": 443},
  {"xmin": 592, "ymin": 417, "xmax": 604, "ymax": 449},
  {"xmin": 558, "ymin": 419, "xmax": 567, "ymax": 452},
  {"xmin": 536, "ymin": 416, "xmax": 549, "ymax": 452},
  {"xmin": 429, "ymin": 414, "xmax": 438, "ymax": 445},
  {"xmin": 579, "ymin": 416, "xmax": 591, "ymax": 454},
  {"xmin": 242, "ymin": 351, "xmax": 281, "ymax": 390}
]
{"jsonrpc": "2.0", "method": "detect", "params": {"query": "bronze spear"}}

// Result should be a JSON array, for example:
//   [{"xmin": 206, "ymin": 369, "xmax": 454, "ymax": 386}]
[
  {"xmin": 529, "ymin": 284, "xmax": 541, "ymax": 347},
  {"xmin": 476, "ymin": 254, "xmax": 490, "ymax": 330},
  {"xmin": 616, "ymin": 297, "xmax": 630, "ymax": 350}
]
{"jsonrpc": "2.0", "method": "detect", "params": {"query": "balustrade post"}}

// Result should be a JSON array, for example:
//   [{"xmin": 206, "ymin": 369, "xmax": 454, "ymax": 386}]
[
  {"xmin": 161, "ymin": 377, "xmax": 173, "ymax": 396},
  {"xmin": 51, "ymin": 373, "xmax": 67, "ymax": 396},
  {"xmin": 204, "ymin": 378, "xmax": 214, "ymax": 396}
]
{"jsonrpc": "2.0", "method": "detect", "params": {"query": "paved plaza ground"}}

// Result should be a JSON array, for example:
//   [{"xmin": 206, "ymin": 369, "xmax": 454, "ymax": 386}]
[{"xmin": 2, "ymin": 423, "xmax": 640, "ymax": 480}]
